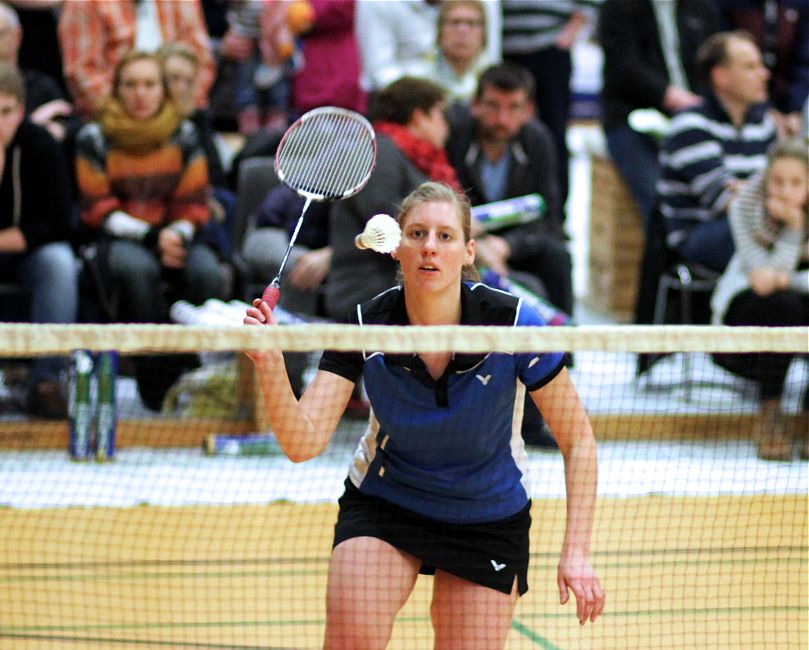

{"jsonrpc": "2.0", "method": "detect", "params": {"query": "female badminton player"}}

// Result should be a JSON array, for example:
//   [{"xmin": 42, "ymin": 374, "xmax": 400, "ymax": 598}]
[{"xmin": 244, "ymin": 181, "xmax": 604, "ymax": 648}]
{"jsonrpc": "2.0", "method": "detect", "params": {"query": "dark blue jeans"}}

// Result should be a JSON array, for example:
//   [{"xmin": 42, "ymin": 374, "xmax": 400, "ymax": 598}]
[
  {"xmin": 673, "ymin": 217, "xmax": 735, "ymax": 273},
  {"xmin": 605, "ymin": 124, "xmax": 660, "ymax": 231},
  {"xmin": 0, "ymin": 241, "xmax": 79, "ymax": 383}
]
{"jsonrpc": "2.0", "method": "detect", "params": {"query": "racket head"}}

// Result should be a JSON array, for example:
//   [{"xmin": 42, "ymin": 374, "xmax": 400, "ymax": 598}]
[{"xmin": 275, "ymin": 106, "xmax": 377, "ymax": 202}]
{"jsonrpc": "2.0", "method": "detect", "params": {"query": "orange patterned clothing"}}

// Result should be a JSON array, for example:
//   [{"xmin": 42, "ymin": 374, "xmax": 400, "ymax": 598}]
[
  {"xmin": 58, "ymin": 0, "xmax": 215, "ymax": 119},
  {"xmin": 76, "ymin": 120, "xmax": 210, "ymax": 230}
]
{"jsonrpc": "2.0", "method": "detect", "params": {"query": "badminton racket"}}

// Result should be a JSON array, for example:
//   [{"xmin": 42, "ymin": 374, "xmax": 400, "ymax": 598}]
[
  {"xmin": 261, "ymin": 107, "xmax": 377, "ymax": 309},
  {"xmin": 354, "ymin": 213, "xmax": 401, "ymax": 253}
]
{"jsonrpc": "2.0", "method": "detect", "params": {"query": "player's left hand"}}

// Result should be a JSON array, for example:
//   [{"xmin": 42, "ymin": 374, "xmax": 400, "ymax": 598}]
[{"xmin": 558, "ymin": 554, "xmax": 605, "ymax": 625}]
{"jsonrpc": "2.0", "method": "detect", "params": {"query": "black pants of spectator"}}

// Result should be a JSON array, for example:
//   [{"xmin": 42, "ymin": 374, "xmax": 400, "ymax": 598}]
[
  {"xmin": 506, "ymin": 46, "xmax": 572, "ymax": 218},
  {"xmin": 510, "ymin": 233, "xmax": 574, "ymax": 316},
  {"xmin": 718, "ymin": 289, "xmax": 809, "ymax": 400}
]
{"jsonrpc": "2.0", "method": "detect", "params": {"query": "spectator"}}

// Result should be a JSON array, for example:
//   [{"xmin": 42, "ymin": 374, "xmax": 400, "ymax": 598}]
[
  {"xmin": 75, "ymin": 50, "xmax": 223, "ymax": 410},
  {"xmin": 657, "ymin": 30, "xmax": 777, "ymax": 272},
  {"xmin": 75, "ymin": 50, "xmax": 223, "ymax": 324},
  {"xmin": 716, "ymin": 0, "xmax": 809, "ymax": 138},
  {"xmin": 290, "ymin": 0, "xmax": 366, "ymax": 116},
  {"xmin": 159, "ymin": 42, "xmax": 236, "ymax": 259},
  {"xmin": 218, "ymin": 0, "xmax": 313, "ymax": 134},
  {"xmin": 355, "ymin": 0, "xmax": 501, "ymax": 95},
  {"xmin": 418, "ymin": 0, "xmax": 491, "ymax": 104},
  {"xmin": 324, "ymin": 76, "xmax": 456, "ymax": 320},
  {"xmin": 58, "ymin": 0, "xmax": 214, "ymax": 121},
  {"xmin": 0, "ymin": 62, "xmax": 76, "ymax": 418},
  {"xmin": 598, "ymin": 0, "xmax": 720, "ymax": 229},
  {"xmin": 446, "ymin": 63, "xmax": 573, "ymax": 316},
  {"xmin": 711, "ymin": 136, "xmax": 808, "ymax": 461},
  {"xmin": 0, "ymin": 1, "xmax": 76, "ymax": 144},
  {"xmin": 502, "ymin": 0, "xmax": 600, "ymax": 223}
]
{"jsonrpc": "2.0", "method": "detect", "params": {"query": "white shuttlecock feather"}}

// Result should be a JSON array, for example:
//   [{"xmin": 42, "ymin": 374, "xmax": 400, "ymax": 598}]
[{"xmin": 354, "ymin": 213, "xmax": 401, "ymax": 253}]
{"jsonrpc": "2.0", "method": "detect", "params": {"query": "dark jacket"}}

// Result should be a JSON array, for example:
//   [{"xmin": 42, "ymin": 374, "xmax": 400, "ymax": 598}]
[
  {"xmin": 598, "ymin": 0, "xmax": 721, "ymax": 128},
  {"xmin": 0, "ymin": 119, "xmax": 73, "ymax": 249},
  {"xmin": 445, "ymin": 107, "xmax": 564, "ymax": 259},
  {"xmin": 324, "ymin": 134, "xmax": 426, "ymax": 320}
]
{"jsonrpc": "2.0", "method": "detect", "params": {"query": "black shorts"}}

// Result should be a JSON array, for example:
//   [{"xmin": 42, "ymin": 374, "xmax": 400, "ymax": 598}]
[{"xmin": 333, "ymin": 479, "xmax": 531, "ymax": 595}]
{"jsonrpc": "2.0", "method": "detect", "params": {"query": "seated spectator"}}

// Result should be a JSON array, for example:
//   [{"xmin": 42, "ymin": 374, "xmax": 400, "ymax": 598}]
[
  {"xmin": 58, "ymin": 0, "xmax": 214, "ymax": 121},
  {"xmin": 75, "ymin": 50, "xmax": 224, "ymax": 323},
  {"xmin": 446, "ymin": 63, "xmax": 573, "ymax": 316},
  {"xmin": 75, "ymin": 50, "xmax": 224, "ymax": 409},
  {"xmin": 711, "ymin": 136, "xmax": 808, "ymax": 461},
  {"xmin": 0, "ymin": 62, "xmax": 76, "ymax": 418},
  {"xmin": 418, "ymin": 0, "xmax": 491, "ymax": 104},
  {"xmin": 716, "ymin": 0, "xmax": 808, "ymax": 138},
  {"xmin": 598, "ymin": 0, "xmax": 720, "ymax": 229},
  {"xmin": 159, "ymin": 42, "xmax": 236, "ymax": 259},
  {"xmin": 241, "ymin": 184, "xmax": 331, "ymax": 318},
  {"xmin": 657, "ymin": 30, "xmax": 777, "ymax": 273},
  {"xmin": 324, "ymin": 76, "xmax": 458, "ymax": 320}
]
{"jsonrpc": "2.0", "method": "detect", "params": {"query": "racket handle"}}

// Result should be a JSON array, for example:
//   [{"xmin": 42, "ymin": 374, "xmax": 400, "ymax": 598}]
[{"xmin": 262, "ymin": 284, "xmax": 280, "ymax": 310}]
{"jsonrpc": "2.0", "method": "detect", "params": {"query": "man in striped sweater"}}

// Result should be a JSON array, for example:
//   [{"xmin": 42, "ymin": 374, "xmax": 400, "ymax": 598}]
[{"xmin": 657, "ymin": 30, "xmax": 777, "ymax": 272}]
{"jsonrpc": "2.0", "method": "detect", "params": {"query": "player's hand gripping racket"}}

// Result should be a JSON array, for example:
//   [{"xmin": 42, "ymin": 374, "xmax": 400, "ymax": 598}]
[{"xmin": 260, "ymin": 107, "xmax": 377, "ymax": 309}]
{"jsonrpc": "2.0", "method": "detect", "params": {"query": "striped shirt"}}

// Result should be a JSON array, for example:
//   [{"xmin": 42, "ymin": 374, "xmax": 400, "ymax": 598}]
[
  {"xmin": 711, "ymin": 170, "xmax": 809, "ymax": 323},
  {"xmin": 502, "ymin": 0, "xmax": 601, "ymax": 54},
  {"xmin": 657, "ymin": 94, "xmax": 776, "ymax": 248}
]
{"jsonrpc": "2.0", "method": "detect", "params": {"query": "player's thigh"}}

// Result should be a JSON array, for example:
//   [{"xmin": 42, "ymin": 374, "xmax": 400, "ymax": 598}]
[
  {"xmin": 325, "ymin": 536, "xmax": 420, "ymax": 648},
  {"xmin": 431, "ymin": 570, "xmax": 518, "ymax": 650}
]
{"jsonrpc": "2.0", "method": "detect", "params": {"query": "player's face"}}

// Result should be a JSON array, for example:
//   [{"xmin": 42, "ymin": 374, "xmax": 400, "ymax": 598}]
[
  {"xmin": 395, "ymin": 200, "xmax": 475, "ymax": 293},
  {"xmin": 472, "ymin": 86, "xmax": 533, "ymax": 144},
  {"xmin": 0, "ymin": 92, "xmax": 23, "ymax": 148},
  {"xmin": 714, "ymin": 37, "xmax": 769, "ymax": 106},
  {"xmin": 117, "ymin": 59, "xmax": 165, "ymax": 121},
  {"xmin": 767, "ymin": 156, "xmax": 809, "ymax": 210}
]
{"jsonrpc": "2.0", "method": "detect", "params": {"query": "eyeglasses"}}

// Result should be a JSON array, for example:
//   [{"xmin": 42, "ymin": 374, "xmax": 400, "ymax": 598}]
[{"xmin": 444, "ymin": 17, "xmax": 483, "ymax": 29}]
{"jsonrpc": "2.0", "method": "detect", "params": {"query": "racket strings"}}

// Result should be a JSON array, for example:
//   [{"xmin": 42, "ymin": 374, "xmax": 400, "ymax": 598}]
[{"xmin": 277, "ymin": 112, "xmax": 375, "ymax": 200}]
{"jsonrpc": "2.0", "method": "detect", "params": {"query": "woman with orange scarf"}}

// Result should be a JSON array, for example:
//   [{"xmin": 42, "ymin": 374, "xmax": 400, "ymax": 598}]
[{"xmin": 75, "ymin": 50, "xmax": 224, "ymax": 326}]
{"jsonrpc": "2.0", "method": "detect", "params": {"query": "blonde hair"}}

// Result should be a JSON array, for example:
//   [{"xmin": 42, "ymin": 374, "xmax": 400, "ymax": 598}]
[
  {"xmin": 396, "ymin": 181, "xmax": 480, "ymax": 282},
  {"xmin": 437, "ymin": 0, "xmax": 487, "ymax": 49},
  {"xmin": 766, "ymin": 136, "xmax": 809, "ymax": 172}
]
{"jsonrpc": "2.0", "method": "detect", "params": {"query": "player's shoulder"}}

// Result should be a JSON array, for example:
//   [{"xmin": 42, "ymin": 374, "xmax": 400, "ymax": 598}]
[{"xmin": 463, "ymin": 282, "xmax": 523, "ymax": 326}]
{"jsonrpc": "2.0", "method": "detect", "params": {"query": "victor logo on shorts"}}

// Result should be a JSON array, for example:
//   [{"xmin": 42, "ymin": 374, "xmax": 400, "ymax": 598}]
[{"xmin": 490, "ymin": 559, "xmax": 506, "ymax": 571}]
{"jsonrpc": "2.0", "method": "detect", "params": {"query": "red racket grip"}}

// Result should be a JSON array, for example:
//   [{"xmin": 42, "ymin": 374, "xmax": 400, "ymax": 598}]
[{"xmin": 262, "ymin": 284, "xmax": 280, "ymax": 310}]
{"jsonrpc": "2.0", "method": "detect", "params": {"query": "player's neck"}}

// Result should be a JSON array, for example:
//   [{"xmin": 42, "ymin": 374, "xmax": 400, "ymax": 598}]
[{"xmin": 405, "ymin": 290, "xmax": 462, "ymax": 326}]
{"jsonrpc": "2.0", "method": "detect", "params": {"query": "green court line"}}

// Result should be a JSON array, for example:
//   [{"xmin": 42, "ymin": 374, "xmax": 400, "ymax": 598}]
[
  {"xmin": 0, "ymin": 632, "xmax": 295, "ymax": 649},
  {"xmin": 511, "ymin": 618, "xmax": 563, "ymax": 649}
]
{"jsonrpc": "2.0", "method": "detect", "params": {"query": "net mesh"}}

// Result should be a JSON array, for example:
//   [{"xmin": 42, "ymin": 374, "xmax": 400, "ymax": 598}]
[{"xmin": 0, "ymin": 321, "xmax": 806, "ymax": 649}]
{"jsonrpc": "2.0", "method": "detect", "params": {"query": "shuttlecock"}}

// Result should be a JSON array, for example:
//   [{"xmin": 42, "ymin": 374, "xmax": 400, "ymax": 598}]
[{"xmin": 354, "ymin": 213, "xmax": 401, "ymax": 253}]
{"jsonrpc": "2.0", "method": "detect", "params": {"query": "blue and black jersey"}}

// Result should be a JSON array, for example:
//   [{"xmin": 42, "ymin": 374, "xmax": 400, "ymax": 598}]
[{"xmin": 320, "ymin": 282, "xmax": 565, "ymax": 524}]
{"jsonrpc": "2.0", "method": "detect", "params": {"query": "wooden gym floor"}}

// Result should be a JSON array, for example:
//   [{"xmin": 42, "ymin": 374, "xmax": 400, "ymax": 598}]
[{"xmin": 0, "ymin": 494, "xmax": 805, "ymax": 649}]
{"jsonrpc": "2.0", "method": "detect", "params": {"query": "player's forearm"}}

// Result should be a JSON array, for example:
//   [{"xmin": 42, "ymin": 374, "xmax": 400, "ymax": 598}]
[
  {"xmin": 561, "ymin": 434, "xmax": 598, "ymax": 557},
  {"xmin": 252, "ymin": 355, "xmax": 329, "ymax": 462}
]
